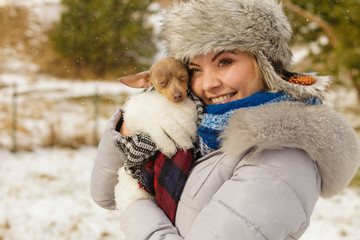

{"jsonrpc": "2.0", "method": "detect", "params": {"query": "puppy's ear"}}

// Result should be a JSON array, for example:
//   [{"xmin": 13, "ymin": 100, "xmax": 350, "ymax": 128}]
[{"xmin": 118, "ymin": 71, "xmax": 152, "ymax": 88}]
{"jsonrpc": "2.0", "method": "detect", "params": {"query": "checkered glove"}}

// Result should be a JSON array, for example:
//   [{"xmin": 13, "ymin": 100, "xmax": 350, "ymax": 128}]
[{"xmin": 115, "ymin": 130, "xmax": 157, "ymax": 181}]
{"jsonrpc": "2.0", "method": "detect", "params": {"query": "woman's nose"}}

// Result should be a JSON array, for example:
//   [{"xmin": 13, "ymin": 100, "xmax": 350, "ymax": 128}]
[{"xmin": 202, "ymin": 70, "xmax": 222, "ymax": 91}]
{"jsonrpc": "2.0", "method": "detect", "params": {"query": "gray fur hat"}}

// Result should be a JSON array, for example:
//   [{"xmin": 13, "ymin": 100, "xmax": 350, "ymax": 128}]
[{"xmin": 161, "ymin": 0, "xmax": 330, "ymax": 99}]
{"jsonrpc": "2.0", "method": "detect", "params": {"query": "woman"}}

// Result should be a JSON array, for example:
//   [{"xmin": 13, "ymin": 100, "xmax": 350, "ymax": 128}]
[{"xmin": 91, "ymin": 0, "xmax": 360, "ymax": 239}]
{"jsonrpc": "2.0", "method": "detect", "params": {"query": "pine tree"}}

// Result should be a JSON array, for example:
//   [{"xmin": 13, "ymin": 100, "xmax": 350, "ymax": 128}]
[
  {"xmin": 284, "ymin": 0, "xmax": 360, "ymax": 99},
  {"xmin": 51, "ymin": 0, "xmax": 157, "ymax": 77}
]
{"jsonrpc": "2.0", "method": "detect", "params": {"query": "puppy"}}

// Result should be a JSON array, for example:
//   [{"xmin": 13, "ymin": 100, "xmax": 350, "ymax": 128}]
[
  {"xmin": 118, "ymin": 57, "xmax": 189, "ymax": 103},
  {"xmin": 114, "ymin": 57, "xmax": 198, "ymax": 215}
]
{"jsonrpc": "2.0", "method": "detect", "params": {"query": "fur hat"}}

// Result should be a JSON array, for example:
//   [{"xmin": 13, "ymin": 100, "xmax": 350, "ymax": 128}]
[{"xmin": 161, "ymin": 0, "xmax": 331, "ymax": 100}]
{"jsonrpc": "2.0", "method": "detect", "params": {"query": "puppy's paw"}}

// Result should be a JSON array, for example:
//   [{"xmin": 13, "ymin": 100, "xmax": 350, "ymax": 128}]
[
  {"xmin": 153, "ymin": 136, "xmax": 177, "ymax": 157},
  {"xmin": 114, "ymin": 167, "xmax": 153, "ymax": 214}
]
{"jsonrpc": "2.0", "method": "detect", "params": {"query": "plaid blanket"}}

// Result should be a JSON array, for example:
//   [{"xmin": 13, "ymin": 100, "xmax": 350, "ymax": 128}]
[{"xmin": 140, "ymin": 149, "xmax": 194, "ymax": 223}]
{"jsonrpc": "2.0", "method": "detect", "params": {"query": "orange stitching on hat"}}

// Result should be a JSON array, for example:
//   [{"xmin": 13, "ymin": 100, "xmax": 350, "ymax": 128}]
[
  {"xmin": 267, "ymin": 52, "xmax": 317, "ymax": 86},
  {"xmin": 288, "ymin": 75, "xmax": 316, "ymax": 86},
  {"xmin": 279, "ymin": 73, "xmax": 316, "ymax": 86}
]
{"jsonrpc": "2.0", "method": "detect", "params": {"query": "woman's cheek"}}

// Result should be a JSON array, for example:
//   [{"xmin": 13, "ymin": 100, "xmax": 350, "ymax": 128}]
[{"xmin": 191, "ymin": 78, "xmax": 205, "ymax": 101}]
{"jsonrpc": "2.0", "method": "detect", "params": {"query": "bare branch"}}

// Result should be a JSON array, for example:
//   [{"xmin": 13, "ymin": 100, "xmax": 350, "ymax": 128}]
[{"xmin": 284, "ymin": 1, "xmax": 340, "ymax": 47}]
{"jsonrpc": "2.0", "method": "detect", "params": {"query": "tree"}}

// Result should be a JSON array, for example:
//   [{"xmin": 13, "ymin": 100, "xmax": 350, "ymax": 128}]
[
  {"xmin": 284, "ymin": 0, "xmax": 360, "ymax": 100},
  {"xmin": 51, "ymin": 0, "xmax": 157, "ymax": 77}
]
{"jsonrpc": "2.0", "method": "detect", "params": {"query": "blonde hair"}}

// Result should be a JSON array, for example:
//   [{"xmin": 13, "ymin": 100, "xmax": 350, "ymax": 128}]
[{"xmin": 248, "ymin": 52, "xmax": 268, "ymax": 90}]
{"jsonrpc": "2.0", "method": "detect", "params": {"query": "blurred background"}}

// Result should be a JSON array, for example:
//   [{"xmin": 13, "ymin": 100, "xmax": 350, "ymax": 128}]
[{"xmin": 0, "ymin": 0, "xmax": 359, "ymax": 239}]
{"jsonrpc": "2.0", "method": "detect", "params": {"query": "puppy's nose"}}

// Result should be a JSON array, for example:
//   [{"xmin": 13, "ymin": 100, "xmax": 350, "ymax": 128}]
[{"xmin": 173, "ymin": 93, "xmax": 183, "ymax": 103}]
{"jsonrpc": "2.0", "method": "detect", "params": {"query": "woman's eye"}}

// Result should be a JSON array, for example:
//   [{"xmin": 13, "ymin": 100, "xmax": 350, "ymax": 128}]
[
  {"xmin": 218, "ymin": 58, "xmax": 232, "ymax": 67},
  {"xmin": 189, "ymin": 68, "xmax": 201, "ymax": 77}
]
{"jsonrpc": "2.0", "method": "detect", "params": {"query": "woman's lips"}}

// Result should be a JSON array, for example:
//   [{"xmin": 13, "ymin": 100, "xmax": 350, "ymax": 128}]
[{"xmin": 210, "ymin": 93, "xmax": 236, "ymax": 104}]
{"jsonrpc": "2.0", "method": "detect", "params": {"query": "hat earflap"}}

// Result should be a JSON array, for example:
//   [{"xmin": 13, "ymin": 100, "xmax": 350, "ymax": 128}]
[{"xmin": 255, "ymin": 51, "xmax": 331, "ymax": 100}]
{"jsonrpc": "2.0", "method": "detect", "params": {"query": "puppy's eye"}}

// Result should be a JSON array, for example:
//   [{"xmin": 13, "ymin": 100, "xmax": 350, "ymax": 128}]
[
  {"xmin": 178, "ymin": 73, "xmax": 188, "ymax": 81},
  {"xmin": 157, "ymin": 81, "xmax": 167, "ymax": 87}
]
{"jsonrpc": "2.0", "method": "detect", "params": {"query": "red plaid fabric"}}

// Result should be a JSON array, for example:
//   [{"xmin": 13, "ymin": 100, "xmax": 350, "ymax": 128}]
[{"xmin": 140, "ymin": 149, "xmax": 194, "ymax": 224}]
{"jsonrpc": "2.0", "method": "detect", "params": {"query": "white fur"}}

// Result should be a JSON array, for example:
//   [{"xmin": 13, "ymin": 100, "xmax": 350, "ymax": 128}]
[
  {"xmin": 114, "ymin": 167, "xmax": 153, "ymax": 214},
  {"xmin": 123, "ymin": 91, "xmax": 198, "ymax": 156},
  {"xmin": 220, "ymin": 102, "xmax": 360, "ymax": 198}
]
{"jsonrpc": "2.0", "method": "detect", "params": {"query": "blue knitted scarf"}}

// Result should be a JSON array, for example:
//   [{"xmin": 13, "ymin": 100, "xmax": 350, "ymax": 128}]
[{"xmin": 197, "ymin": 91, "xmax": 322, "ymax": 156}]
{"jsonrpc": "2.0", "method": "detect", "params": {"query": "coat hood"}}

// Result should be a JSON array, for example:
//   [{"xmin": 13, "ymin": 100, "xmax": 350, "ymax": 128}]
[{"xmin": 220, "ymin": 101, "xmax": 360, "ymax": 198}]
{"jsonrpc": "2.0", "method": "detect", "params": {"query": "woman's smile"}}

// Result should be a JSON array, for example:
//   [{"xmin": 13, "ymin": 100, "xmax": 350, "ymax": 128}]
[{"xmin": 209, "ymin": 92, "xmax": 237, "ymax": 104}]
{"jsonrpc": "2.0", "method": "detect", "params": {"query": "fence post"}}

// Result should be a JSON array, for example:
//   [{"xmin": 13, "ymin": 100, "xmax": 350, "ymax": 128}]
[
  {"xmin": 11, "ymin": 83, "xmax": 17, "ymax": 153},
  {"xmin": 93, "ymin": 84, "xmax": 99, "ymax": 146}
]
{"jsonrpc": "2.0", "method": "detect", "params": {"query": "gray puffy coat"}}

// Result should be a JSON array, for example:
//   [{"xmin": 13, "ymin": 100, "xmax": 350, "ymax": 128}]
[{"xmin": 91, "ymin": 101, "xmax": 360, "ymax": 240}]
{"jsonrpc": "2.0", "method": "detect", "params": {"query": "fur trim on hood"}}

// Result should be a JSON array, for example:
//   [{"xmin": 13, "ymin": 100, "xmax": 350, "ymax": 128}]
[
  {"xmin": 220, "ymin": 101, "xmax": 360, "ymax": 198},
  {"xmin": 161, "ymin": 0, "xmax": 331, "ymax": 100}
]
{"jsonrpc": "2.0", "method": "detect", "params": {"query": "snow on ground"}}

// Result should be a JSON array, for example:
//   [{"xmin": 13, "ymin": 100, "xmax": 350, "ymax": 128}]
[
  {"xmin": 0, "ymin": 147, "xmax": 125, "ymax": 240},
  {"xmin": 302, "ymin": 189, "xmax": 360, "ymax": 240},
  {"xmin": 1, "ymin": 147, "xmax": 360, "ymax": 240}
]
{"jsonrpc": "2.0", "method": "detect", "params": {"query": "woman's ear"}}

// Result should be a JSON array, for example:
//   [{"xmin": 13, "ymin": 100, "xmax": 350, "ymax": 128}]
[{"xmin": 118, "ymin": 71, "xmax": 152, "ymax": 88}]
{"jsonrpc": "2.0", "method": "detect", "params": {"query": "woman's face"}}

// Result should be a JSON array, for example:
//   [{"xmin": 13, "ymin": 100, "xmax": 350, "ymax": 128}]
[{"xmin": 189, "ymin": 51, "xmax": 264, "ymax": 105}]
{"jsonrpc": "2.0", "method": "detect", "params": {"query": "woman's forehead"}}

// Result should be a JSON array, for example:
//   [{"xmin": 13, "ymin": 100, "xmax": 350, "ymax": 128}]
[{"xmin": 189, "ymin": 50, "xmax": 252, "ymax": 64}]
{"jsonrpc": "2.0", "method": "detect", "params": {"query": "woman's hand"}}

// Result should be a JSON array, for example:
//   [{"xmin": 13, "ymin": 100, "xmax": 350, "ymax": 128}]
[{"xmin": 120, "ymin": 122, "xmax": 131, "ymax": 136}]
